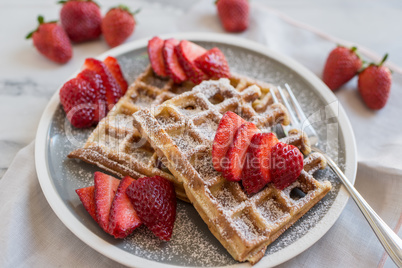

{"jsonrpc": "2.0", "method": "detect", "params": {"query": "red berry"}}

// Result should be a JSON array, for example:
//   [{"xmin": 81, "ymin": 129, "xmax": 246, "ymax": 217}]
[
  {"xmin": 194, "ymin": 47, "xmax": 231, "ymax": 79},
  {"xmin": 77, "ymin": 69, "xmax": 107, "ymax": 123},
  {"xmin": 212, "ymin": 111, "xmax": 246, "ymax": 172},
  {"xmin": 148, "ymin": 36, "xmax": 168, "ymax": 77},
  {"xmin": 358, "ymin": 54, "xmax": 392, "ymax": 110},
  {"xmin": 94, "ymin": 172, "xmax": 121, "ymax": 233},
  {"xmin": 59, "ymin": 77, "xmax": 97, "ymax": 128},
  {"xmin": 175, "ymin": 40, "xmax": 208, "ymax": 84},
  {"xmin": 163, "ymin": 38, "xmax": 187, "ymax": 83},
  {"xmin": 26, "ymin": 15, "xmax": 72, "ymax": 64},
  {"xmin": 242, "ymin": 133, "xmax": 279, "ymax": 194},
  {"xmin": 59, "ymin": 0, "xmax": 102, "ymax": 43},
  {"xmin": 216, "ymin": 0, "xmax": 249, "ymax": 33},
  {"xmin": 222, "ymin": 122, "xmax": 259, "ymax": 182},
  {"xmin": 126, "ymin": 176, "xmax": 176, "ymax": 241},
  {"xmin": 270, "ymin": 142, "xmax": 304, "ymax": 190},
  {"xmin": 108, "ymin": 176, "xmax": 142, "ymax": 238},
  {"xmin": 323, "ymin": 46, "xmax": 362, "ymax": 91},
  {"xmin": 84, "ymin": 58, "xmax": 123, "ymax": 111},
  {"xmin": 103, "ymin": 56, "xmax": 129, "ymax": 94},
  {"xmin": 75, "ymin": 186, "xmax": 97, "ymax": 222},
  {"xmin": 102, "ymin": 6, "xmax": 137, "ymax": 48}
]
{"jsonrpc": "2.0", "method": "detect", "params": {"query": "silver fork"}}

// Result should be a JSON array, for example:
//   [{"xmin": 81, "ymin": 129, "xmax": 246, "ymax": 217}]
[{"xmin": 274, "ymin": 83, "xmax": 402, "ymax": 267}]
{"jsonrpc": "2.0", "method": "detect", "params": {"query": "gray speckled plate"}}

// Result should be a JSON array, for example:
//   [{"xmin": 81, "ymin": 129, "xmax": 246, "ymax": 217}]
[{"xmin": 35, "ymin": 33, "xmax": 357, "ymax": 268}]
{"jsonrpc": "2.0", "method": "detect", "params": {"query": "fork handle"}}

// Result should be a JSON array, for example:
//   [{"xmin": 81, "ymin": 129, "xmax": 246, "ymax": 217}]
[{"xmin": 324, "ymin": 154, "xmax": 402, "ymax": 267}]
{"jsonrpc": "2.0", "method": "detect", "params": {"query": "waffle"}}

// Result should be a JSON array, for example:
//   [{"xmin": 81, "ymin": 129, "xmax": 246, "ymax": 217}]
[
  {"xmin": 68, "ymin": 65, "xmax": 296, "ymax": 202},
  {"xmin": 132, "ymin": 79, "xmax": 332, "ymax": 264}
]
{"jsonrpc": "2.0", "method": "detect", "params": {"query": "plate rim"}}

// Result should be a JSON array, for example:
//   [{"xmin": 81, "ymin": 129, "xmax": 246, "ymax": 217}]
[{"xmin": 35, "ymin": 32, "xmax": 357, "ymax": 268}]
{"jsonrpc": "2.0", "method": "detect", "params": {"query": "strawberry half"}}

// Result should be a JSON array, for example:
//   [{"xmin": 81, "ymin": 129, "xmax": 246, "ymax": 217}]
[
  {"xmin": 270, "ymin": 142, "xmax": 304, "ymax": 190},
  {"xmin": 108, "ymin": 176, "xmax": 142, "ymax": 238},
  {"xmin": 194, "ymin": 47, "xmax": 231, "ymax": 79},
  {"xmin": 103, "ymin": 56, "xmax": 128, "ymax": 94},
  {"xmin": 84, "ymin": 58, "xmax": 123, "ymax": 111},
  {"xmin": 175, "ymin": 40, "xmax": 208, "ymax": 84},
  {"xmin": 163, "ymin": 38, "xmax": 187, "ymax": 84},
  {"xmin": 148, "ymin": 36, "xmax": 167, "ymax": 77},
  {"xmin": 212, "ymin": 111, "xmax": 246, "ymax": 172},
  {"xmin": 126, "ymin": 176, "xmax": 176, "ymax": 241},
  {"xmin": 77, "ymin": 69, "xmax": 107, "ymax": 123},
  {"xmin": 222, "ymin": 122, "xmax": 259, "ymax": 182},
  {"xmin": 242, "ymin": 133, "xmax": 279, "ymax": 194},
  {"xmin": 94, "ymin": 172, "xmax": 120, "ymax": 233},
  {"xmin": 59, "ymin": 77, "xmax": 97, "ymax": 128},
  {"xmin": 75, "ymin": 186, "xmax": 97, "ymax": 222}
]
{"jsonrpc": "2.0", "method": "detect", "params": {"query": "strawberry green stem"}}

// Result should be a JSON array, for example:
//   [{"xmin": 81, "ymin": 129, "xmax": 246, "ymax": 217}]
[
  {"xmin": 378, "ymin": 53, "xmax": 388, "ymax": 66},
  {"xmin": 25, "ymin": 15, "xmax": 57, "ymax": 39},
  {"xmin": 38, "ymin": 15, "xmax": 44, "ymax": 24}
]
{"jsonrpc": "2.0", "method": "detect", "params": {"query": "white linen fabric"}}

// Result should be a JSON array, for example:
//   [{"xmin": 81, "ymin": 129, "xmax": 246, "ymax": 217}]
[{"xmin": 0, "ymin": 1, "xmax": 401, "ymax": 267}]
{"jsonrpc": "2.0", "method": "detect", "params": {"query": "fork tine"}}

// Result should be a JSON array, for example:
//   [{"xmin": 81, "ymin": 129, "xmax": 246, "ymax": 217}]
[
  {"xmin": 277, "ymin": 86, "xmax": 300, "ymax": 129},
  {"xmin": 284, "ymin": 84, "xmax": 319, "ymax": 145},
  {"xmin": 270, "ymin": 88, "xmax": 287, "ymax": 138},
  {"xmin": 271, "ymin": 88, "xmax": 279, "ymax": 103}
]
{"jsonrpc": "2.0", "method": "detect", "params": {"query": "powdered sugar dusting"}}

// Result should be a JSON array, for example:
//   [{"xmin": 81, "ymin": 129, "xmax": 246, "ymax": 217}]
[
  {"xmin": 171, "ymin": 130, "xmax": 203, "ymax": 153},
  {"xmin": 156, "ymin": 115, "xmax": 177, "ymax": 127},
  {"xmin": 194, "ymin": 118, "xmax": 219, "ymax": 141},
  {"xmin": 233, "ymin": 213, "xmax": 261, "ymax": 241},
  {"xmin": 46, "ymin": 41, "xmax": 347, "ymax": 266},
  {"xmin": 132, "ymin": 94, "xmax": 154, "ymax": 108},
  {"xmin": 193, "ymin": 152, "xmax": 221, "ymax": 181},
  {"xmin": 214, "ymin": 187, "xmax": 240, "ymax": 209},
  {"xmin": 257, "ymin": 199, "xmax": 289, "ymax": 223},
  {"xmin": 123, "ymin": 201, "xmax": 234, "ymax": 266}
]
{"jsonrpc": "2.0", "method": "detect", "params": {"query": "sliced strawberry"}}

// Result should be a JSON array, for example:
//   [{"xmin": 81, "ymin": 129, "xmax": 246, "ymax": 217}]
[
  {"xmin": 108, "ymin": 176, "xmax": 142, "ymax": 238},
  {"xmin": 212, "ymin": 111, "xmax": 246, "ymax": 172},
  {"xmin": 222, "ymin": 122, "xmax": 259, "ymax": 182},
  {"xmin": 94, "ymin": 171, "xmax": 120, "ymax": 233},
  {"xmin": 148, "ymin": 36, "xmax": 167, "ymax": 77},
  {"xmin": 59, "ymin": 77, "xmax": 96, "ymax": 128},
  {"xmin": 162, "ymin": 38, "xmax": 187, "ymax": 84},
  {"xmin": 126, "ymin": 176, "xmax": 176, "ymax": 241},
  {"xmin": 242, "ymin": 133, "xmax": 279, "ymax": 194},
  {"xmin": 77, "ymin": 69, "xmax": 107, "ymax": 123},
  {"xmin": 175, "ymin": 40, "xmax": 208, "ymax": 84},
  {"xmin": 270, "ymin": 142, "xmax": 304, "ymax": 190},
  {"xmin": 194, "ymin": 47, "xmax": 231, "ymax": 79},
  {"xmin": 84, "ymin": 58, "xmax": 123, "ymax": 111},
  {"xmin": 75, "ymin": 186, "xmax": 97, "ymax": 222},
  {"xmin": 103, "ymin": 56, "xmax": 129, "ymax": 94}
]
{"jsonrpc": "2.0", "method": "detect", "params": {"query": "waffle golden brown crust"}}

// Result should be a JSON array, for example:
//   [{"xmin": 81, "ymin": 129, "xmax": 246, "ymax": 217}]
[{"xmin": 132, "ymin": 79, "xmax": 332, "ymax": 264}]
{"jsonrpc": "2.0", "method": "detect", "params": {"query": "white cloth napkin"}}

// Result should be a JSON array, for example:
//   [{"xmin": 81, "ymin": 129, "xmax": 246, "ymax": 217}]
[{"xmin": 1, "ymin": 1, "xmax": 401, "ymax": 267}]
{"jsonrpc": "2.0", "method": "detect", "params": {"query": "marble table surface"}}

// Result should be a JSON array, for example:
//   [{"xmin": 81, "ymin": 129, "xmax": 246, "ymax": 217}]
[{"xmin": 0, "ymin": 0, "xmax": 401, "ymax": 178}]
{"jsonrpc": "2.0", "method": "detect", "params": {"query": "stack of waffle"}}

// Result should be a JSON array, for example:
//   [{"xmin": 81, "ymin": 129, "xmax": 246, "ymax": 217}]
[{"xmin": 69, "ymin": 65, "xmax": 331, "ymax": 264}]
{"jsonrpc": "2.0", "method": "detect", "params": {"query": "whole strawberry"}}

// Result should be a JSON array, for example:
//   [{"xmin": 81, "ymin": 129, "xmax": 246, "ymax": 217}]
[
  {"xmin": 59, "ymin": 0, "xmax": 102, "ymax": 43},
  {"xmin": 322, "ymin": 46, "xmax": 362, "ymax": 91},
  {"xmin": 358, "ymin": 54, "xmax": 392, "ymax": 110},
  {"xmin": 216, "ymin": 0, "xmax": 249, "ymax": 33},
  {"xmin": 102, "ymin": 5, "xmax": 139, "ymax": 48},
  {"xmin": 126, "ymin": 176, "xmax": 176, "ymax": 241},
  {"xmin": 26, "ymin": 15, "xmax": 72, "ymax": 64}
]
